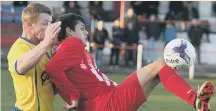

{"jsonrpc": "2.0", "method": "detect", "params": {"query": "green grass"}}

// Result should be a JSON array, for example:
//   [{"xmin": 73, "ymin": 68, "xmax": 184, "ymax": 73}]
[{"xmin": 1, "ymin": 69, "xmax": 216, "ymax": 111}]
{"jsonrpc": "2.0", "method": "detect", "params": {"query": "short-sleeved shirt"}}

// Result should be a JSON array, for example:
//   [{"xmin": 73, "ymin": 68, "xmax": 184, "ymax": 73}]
[{"xmin": 7, "ymin": 37, "xmax": 55, "ymax": 111}]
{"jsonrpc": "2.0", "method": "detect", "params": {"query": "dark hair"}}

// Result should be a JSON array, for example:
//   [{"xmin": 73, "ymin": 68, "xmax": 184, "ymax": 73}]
[{"xmin": 57, "ymin": 13, "xmax": 85, "ymax": 41}]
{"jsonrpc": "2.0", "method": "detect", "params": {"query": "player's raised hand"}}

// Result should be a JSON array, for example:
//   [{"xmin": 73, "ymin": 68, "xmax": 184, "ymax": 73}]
[
  {"xmin": 43, "ymin": 21, "xmax": 61, "ymax": 46},
  {"xmin": 63, "ymin": 100, "xmax": 79, "ymax": 111}
]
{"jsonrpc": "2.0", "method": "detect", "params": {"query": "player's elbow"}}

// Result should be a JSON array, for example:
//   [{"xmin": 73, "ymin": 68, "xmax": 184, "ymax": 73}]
[
  {"xmin": 16, "ymin": 68, "xmax": 26, "ymax": 75},
  {"xmin": 15, "ymin": 60, "xmax": 31, "ymax": 75}
]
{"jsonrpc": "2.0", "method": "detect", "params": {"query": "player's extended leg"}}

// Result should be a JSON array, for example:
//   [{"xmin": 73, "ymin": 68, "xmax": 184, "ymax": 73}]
[
  {"xmin": 159, "ymin": 65, "xmax": 215, "ymax": 111},
  {"xmin": 137, "ymin": 57, "xmax": 214, "ymax": 111},
  {"xmin": 101, "ymin": 57, "xmax": 213, "ymax": 111}
]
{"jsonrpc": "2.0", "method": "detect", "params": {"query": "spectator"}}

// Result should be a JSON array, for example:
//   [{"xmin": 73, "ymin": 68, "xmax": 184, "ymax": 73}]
[
  {"xmin": 130, "ymin": 1, "xmax": 146, "ymax": 16},
  {"xmin": 187, "ymin": 1, "xmax": 199, "ymax": 20},
  {"xmin": 123, "ymin": 8, "xmax": 140, "ymax": 67},
  {"xmin": 188, "ymin": 19, "xmax": 203, "ymax": 65},
  {"xmin": 88, "ymin": 1, "xmax": 104, "ymax": 20},
  {"xmin": 125, "ymin": 8, "xmax": 140, "ymax": 44},
  {"xmin": 145, "ymin": 14, "xmax": 161, "ymax": 63},
  {"xmin": 131, "ymin": 1, "xmax": 159, "ymax": 18},
  {"xmin": 164, "ymin": 11, "xmax": 176, "ymax": 21},
  {"xmin": 138, "ymin": 15, "xmax": 148, "ymax": 39},
  {"xmin": 63, "ymin": 1, "xmax": 81, "ymax": 15},
  {"xmin": 124, "ymin": 20, "xmax": 138, "ymax": 67},
  {"xmin": 201, "ymin": 20, "xmax": 211, "ymax": 43},
  {"xmin": 164, "ymin": 21, "xmax": 176, "ymax": 46},
  {"xmin": 169, "ymin": 1, "xmax": 185, "ymax": 16},
  {"xmin": 166, "ymin": 1, "xmax": 188, "ymax": 20},
  {"xmin": 147, "ymin": 1, "xmax": 160, "ymax": 17},
  {"xmin": 109, "ymin": 19, "xmax": 124, "ymax": 69},
  {"xmin": 126, "ymin": 8, "xmax": 135, "ymax": 20},
  {"xmin": 91, "ymin": 20, "xmax": 109, "ymax": 67}
]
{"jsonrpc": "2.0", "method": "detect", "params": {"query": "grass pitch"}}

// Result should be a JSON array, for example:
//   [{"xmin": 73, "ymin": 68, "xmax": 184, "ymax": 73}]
[{"xmin": 2, "ymin": 69, "xmax": 216, "ymax": 111}]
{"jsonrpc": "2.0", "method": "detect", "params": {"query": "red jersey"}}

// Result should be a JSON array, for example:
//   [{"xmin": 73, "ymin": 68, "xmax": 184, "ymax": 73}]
[{"xmin": 45, "ymin": 37, "xmax": 116, "ymax": 107}]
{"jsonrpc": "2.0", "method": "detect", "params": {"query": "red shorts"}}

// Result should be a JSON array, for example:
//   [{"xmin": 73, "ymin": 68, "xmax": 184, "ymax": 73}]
[{"xmin": 93, "ymin": 72, "xmax": 146, "ymax": 111}]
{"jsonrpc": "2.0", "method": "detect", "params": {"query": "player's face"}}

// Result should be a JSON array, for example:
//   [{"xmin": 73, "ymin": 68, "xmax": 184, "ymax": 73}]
[
  {"xmin": 114, "ymin": 20, "xmax": 120, "ymax": 28},
  {"xmin": 32, "ymin": 13, "xmax": 52, "ymax": 41},
  {"xmin": 73, "ymin": 21, "xmax": 88, "ymax": 46},
  {"xmin": 97, "ymin": 21, "xmax": 103, "ymax": 31}
]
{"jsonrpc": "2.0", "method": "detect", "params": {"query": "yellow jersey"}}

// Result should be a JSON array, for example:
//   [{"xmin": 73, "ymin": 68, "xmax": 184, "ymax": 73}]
[{"xmin": 7, "ymin": 37, "xmax": 55, "ymax": 111}]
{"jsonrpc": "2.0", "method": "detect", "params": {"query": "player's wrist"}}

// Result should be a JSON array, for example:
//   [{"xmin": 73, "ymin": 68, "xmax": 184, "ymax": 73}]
[
  {"xmin": 40, "ymin": 41, "xmax": 52, "ymax": 49},
  {"xmin": 39, "ymin": 41, "xmax": 51, "ymax": 54}
]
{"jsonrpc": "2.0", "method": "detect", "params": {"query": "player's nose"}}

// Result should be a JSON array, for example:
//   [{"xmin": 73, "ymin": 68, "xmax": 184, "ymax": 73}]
[{"xmin": 85, "ymin": 30, "xmax": 89, "ymax": 35}]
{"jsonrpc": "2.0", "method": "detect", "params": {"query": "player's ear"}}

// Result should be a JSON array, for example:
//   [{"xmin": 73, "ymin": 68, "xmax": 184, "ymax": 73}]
[
  {"xmin": 23, "ymin": 21, "xmax": 33, "ymax": 32},
  {"xmin": 66, "ymin": 27, "xmax": 74, "ymax": 36}
]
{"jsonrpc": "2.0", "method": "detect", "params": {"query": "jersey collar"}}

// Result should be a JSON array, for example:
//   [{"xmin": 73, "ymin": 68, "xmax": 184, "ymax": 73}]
[{"xmin": 20, "ymin": 36, "xmax": 39, "ymax": 45}]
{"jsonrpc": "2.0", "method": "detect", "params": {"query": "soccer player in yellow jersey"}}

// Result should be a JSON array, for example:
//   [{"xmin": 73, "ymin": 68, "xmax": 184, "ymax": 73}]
[{"xmin": 7, "ymin": 3, "xmax": 61, "ymax": 111}]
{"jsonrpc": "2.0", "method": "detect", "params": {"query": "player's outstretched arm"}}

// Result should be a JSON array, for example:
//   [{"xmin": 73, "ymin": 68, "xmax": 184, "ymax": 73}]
[{"xmin": 16, "ymin": 22, "xmax": 61, "ymax": 74}]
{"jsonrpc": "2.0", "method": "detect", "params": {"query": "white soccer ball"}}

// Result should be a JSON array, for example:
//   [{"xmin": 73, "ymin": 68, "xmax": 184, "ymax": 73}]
[{"xmin": 164, "ymin": 39, "xmax": 196, "ymax": 70}]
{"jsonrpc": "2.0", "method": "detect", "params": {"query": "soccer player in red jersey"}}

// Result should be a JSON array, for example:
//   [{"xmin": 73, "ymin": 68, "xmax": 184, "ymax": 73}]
[{"xmin": 45, "ymin": 13, "xmax": 214, "ymax": 111}]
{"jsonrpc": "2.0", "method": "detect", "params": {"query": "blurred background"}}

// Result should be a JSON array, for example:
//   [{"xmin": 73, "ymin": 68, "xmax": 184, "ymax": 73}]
[{"xmin": 1, "ymin": 1, "xmax": 216, "ymax": 111}]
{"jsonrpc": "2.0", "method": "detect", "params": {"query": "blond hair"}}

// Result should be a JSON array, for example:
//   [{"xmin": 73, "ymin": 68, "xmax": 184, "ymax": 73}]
[{"xmin": 22, "ymin": 3, "xmax": 53, "ymax": 23}]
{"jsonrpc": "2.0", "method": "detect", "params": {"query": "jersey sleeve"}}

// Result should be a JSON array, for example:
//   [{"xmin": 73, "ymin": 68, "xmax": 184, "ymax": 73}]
[
  {"xmin": 7, "ymin": 43, "xmax": 34, "ymax": 75},
  {"xmin": 45, "ymin": 37, "xmax": 85, "ymax": 103}
]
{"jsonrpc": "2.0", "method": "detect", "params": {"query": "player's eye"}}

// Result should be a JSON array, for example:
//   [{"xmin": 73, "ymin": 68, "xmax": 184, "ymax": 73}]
[
  {"xmin": 81, "ymin": 27, "xmax": 85, "ymax": 31},
  {"xmin": 42, "ymin": 22, "xmax": 48, "ymax": 26}
]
